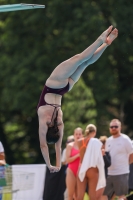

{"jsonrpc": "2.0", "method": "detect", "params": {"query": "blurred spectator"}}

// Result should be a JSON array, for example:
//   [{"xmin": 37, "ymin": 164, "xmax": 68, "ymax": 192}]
[
  {"xmin": 103, "ymin": 119, "xmax": 133, "ymax": 200},
  {"xmin": 129, "ymin": 163, "xmax": 133, "ymax": 193},
  {"xmin": 77, "ymin": 124, "xmax": 105, "ymax": 200},
  {"xmin": 128, "ymin": 140, "xmax": 133, "ymax": 194},
  {"xmin": 61, "ymin": 135, "xmax": 74, "ymax": 165},
  {"xmin": 99, "ymin": 136, "xmax": 111, "ymax": 178},
  {"xmin": 0, "ymin": 141, "xmax": 6, "ymax": 200},
  {"xmin": 66, "ymin": 127, "xmax": 83, "ymax": 200},
  {"xmin": 0, "ymin": 141, "xmax": 6, "ymax": 166},
  {"xmin": 61, "ymin": 135, "xmax": 74, "ymax": 200}
]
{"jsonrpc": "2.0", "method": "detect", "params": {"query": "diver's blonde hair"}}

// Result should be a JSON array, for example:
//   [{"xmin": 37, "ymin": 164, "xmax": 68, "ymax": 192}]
[{"xmin": 85, "ymin": 124, "xmax": 96, "ymax": 136}]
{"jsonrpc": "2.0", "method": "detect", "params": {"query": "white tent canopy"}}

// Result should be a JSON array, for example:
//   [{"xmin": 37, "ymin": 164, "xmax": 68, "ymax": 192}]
[{"xmin": 0, "ymin": 3, "xmax": 45, "ymax": 12}]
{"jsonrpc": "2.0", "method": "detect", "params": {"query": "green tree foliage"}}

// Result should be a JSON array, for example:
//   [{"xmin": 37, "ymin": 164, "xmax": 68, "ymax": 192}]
[
  {"xmin": 0, "ymin": 0, "xmax": 133, "ymax": 165},
  {"xmin": 83, "ymin": 1, "xmax": 133, "ymax": 136},
  {"xmin": 62, "ymin": 78, "xmax": 97, "ymax": 141}
]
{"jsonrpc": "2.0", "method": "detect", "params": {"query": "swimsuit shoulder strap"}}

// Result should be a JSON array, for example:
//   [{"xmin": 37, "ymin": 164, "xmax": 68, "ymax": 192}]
[{"xmin": 80, "ymin": 138, "xmax": 90, "ymax": 151}]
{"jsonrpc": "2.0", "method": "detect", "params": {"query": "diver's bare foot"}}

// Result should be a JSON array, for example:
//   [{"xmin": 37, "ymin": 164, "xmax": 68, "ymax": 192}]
[
  {"xmin": 99, "ymin": 25, "xmax": 113, "ymax": 43},
  {"xmin": 106, "ymin": 28, "xmax": 118, "ymax": 45}
]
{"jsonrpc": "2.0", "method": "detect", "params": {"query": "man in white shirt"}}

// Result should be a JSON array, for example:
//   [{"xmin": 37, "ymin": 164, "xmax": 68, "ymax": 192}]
[
  {"xmin": 103, "ymin": 119, "xmax": 133, "ymax": 200},
  {"xmin": 0, "ymin": 141, "xmax": 6, "ymax": 166}
]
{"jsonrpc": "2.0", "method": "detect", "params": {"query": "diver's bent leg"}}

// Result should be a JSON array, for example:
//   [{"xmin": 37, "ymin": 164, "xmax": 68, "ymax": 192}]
[
  {"xmin": 69, "ymin": 43, "xmax": 108, "ymax": 85},
  {"xmin": 69, "ymin": 27, "xmax": 118, "ymax": 87},
  {"xmin": 46, "ymin": 26, "xmax": 113, "ymax": 88},
  {"xmin": 46, "ymin": 39, "xmax": 102, "ymax": 87}
]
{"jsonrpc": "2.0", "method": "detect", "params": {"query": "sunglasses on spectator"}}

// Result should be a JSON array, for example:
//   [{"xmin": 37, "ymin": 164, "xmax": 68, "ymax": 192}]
[{"xmin": 110, "ymin": 126, "xmax": 119, "ymax": 129}]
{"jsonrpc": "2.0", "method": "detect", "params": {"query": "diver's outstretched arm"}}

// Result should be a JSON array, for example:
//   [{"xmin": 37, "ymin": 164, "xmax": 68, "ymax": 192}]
[
  {"xmin": 39, "ymin": 119, "xmax": 62, "ymax": 172},
  {"xmin": 39, "ymin": 122, "xmax": 51, "ymax": 167},
  {"xmin": 55, "ymin": 124, "xmax": 64, "ymax": 169}
]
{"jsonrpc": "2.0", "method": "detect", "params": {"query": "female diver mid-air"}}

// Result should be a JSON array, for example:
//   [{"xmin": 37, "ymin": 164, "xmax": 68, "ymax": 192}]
[{"xmin": 37, "ymin": 25, "xmax": 118, "ymax": 173}]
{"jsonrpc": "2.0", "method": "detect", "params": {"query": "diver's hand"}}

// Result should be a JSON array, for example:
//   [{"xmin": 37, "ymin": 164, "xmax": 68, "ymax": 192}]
[{"xmin": 49, "ymin": 165, "xmax": 60, "ymax": 173}]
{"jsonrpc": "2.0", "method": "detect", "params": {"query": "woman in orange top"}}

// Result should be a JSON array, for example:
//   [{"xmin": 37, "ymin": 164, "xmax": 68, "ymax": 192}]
[
  {"xmin": 77, "ymin": 124, "xmax": 104, "ymax": 200},
  {"xmin": 66, "ymin": 127, "xmax": 83, "ymax": 200}
]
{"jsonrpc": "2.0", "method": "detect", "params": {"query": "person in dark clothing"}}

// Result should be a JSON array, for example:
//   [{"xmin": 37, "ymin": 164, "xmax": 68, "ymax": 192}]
[
  {"xmin": 128, "ymin": 141, "xmax": 133, "ymax": 194},
  {"xmin": 103, "ymin": 152, "xmax": 111, "ymax": 178},
  {"xmin": 99, "ymin": 136, "xmax": 111, "ymax": 178}
]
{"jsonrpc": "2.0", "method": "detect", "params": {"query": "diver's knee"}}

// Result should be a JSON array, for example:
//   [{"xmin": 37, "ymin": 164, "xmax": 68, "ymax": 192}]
[{"xmin": 68, "ymin": 77, "xmax": 76, "ymax": 91}]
